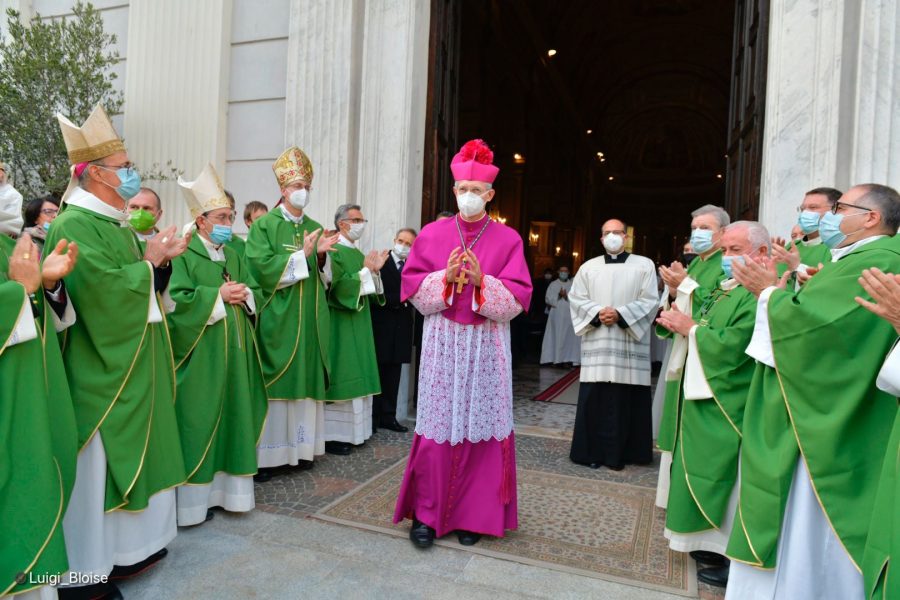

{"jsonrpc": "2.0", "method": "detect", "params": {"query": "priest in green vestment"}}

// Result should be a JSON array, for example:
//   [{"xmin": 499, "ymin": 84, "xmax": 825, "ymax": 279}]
[
  {"xmin": 47, "ymin": 105, "xmax": 190, "ymax": 598},
  {"xmin": 1, "ymin": 230, "xmax": 79, "ymax": 598},
  {"xmin": 223, "ymin": 189, "xmax": 247, "ymax": 258},
  {"xmin": 854, "ymin": 267, "xmax": 900, "ymax": 600},
  {"xmin": 321, "ymin": 204, "xmax": 387, "ymax": 455},
  {"xmin": 656, "ymin": 221, "xmax": 767, "ymax": 589},
  {"xmin": 771, "ymin": 187, "xmax": 840, "ymax": 283},
  {"xmin": 246, "ymin": 146, "xmax": 339, "ymax": 471},
  {"xmin": 168, "ymin": 163, "xmax": 268, "ymax": 526},
  {"xmin": 655, "ymin": 204, "xmax": 729, "ymax": 510},
  {"xmin": 725, "ymin": 184, "xmax": 900, "ymax": 600}
]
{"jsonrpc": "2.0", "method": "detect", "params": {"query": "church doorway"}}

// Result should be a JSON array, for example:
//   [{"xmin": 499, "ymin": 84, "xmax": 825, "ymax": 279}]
[{"xmin": 421, "ymin": 0, "xmax": 769, "ymax": 274}]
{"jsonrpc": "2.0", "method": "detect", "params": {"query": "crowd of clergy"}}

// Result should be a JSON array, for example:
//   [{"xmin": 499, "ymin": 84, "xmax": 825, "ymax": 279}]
[{"xmin": 2, "ymin": 101, "xmax": 898, "ymax": 600}]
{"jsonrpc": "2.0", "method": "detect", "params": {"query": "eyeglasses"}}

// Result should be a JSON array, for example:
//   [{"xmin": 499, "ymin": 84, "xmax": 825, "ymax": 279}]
[
  {"xmin": 40, "ymin": 208, "xmax": 59, "ymax": 216},
  {"xmin": 204, "ymin": 211, "xmax": 236, "ymax": 224},
  {"xmin": 831, "ymin": 201, "xmax": 873, "ymax": 214},
  {"xmin": 796, "ymin": 205, "xmax": 829, "ymax": 213},
  {"xmin": 342, "ymin": 218, "xmax": 368, "ymax": 224},
  {"xmin": 96, "ymin": 163, "xmax": 136, "ymax": 177},
  {"xmin": 603, "ymin": 230, "xmax": 626, "ymax": 236}
]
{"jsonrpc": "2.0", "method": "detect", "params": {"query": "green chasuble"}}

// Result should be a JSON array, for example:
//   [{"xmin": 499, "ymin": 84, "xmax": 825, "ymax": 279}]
[
  {"xmin": 666, "ymin": 281, "xmax": 757, "ymax": 534},
  {"xmin": 245, "ymin": 208, "xmax": 330, "ymax": 400},
  {"xmin": 227, "ymin": 234, "xmax": 246, "ymax": 259},
  {"xmin": 0, "ymin": 237, "xmax": 78, "ymax": 595},
  {"xmin": 657, "ymin": 249, "xmax": 726, "ymax": 452},
  {"xmin": 168, "ymin": 234, "xmax": 268, "ymax": 482},
  {"xmin": 324, "ymin": 242, "xmax": 384, "ymax": 401},
  {"xmin": 45, "ymin": 199, "xmax": 186, "ymax": 512},
  {"xmin": 727, "ymin": 235, "xmax": 900, "ymax": 570}
]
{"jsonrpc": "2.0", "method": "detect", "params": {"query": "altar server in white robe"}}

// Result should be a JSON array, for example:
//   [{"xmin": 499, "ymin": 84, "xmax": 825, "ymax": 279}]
[
  {"xmin": 568, "ymin": 219, "xmax": 659, "ymax": 470},
  {"xmin": 540, "ymin": 266, "xmax": 580, "ymax": 365}
]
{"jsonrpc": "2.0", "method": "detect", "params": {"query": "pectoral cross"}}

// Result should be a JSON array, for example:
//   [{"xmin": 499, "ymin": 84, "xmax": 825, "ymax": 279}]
[{"xmin": 455, "ymin": 259, "xmax": 469, "ymax": 293}]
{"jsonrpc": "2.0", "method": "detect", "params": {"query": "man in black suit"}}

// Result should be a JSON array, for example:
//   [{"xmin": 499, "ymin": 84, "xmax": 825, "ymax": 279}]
[{"xmin": 370, "ymin": 227, "xmax": 418, "ymax": 432}]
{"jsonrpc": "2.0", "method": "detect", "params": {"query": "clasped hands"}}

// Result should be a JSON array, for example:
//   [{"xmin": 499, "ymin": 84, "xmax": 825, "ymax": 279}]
[
  {"xmin": 595, "ymin": 306, "xmax": 620, "ymax": 326},
  {"xmin": 447, "ymin": 247, "xmax": 483, "ymax": 287}
]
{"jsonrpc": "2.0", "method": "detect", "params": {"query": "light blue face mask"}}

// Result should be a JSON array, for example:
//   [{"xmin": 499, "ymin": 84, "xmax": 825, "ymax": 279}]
[
  {"xmin": 818, "ymin": 211, "xmax": 848, "ymax": 249},
  {"xmin": 797, "ymin": 210, "xmax": 821, "ymax": 235},
  {"xmin": 690, "ymin": 229, "xmax": 715, "ymax": 254},
  {"xmin": 98, "ymin": 166, "xmax": 142, "ymax": 200},
  {"xmin": 721, "ymin": 255, "xmax": 745, "ymax": 279},
  {"xmin": 209, "ymin": 224, "xmax": 233, "ymax": 245},
  {"xmin": 42, "ymin": 221, "xmax": 50, "ymax": 231}
]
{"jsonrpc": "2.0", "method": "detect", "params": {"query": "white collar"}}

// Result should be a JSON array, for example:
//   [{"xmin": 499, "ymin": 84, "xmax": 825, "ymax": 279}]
[
  {"xmin": 721, "ymin": 278, "xmax": 740, "ymax": 291},
  {"xmin": 830, "ymin": 235, "xmax": 886, "ymax": 261},
  {"xmin": 199, "ymin": 233, "xmax": 226, "ymax": 261},
  {"xmin": 66, "ymin": 186, "xmax": 130, "ymax": 226},
  {"xmin": 338, "ymin": 234, "xmax": 357, "ymax": 248},
  {"xmin": 278, "ymin": 203, "xmax": 304, "ymax": 224},
  {"xmin": 802, "ymin": 235, "xmax": 822, "ymax": 246}
]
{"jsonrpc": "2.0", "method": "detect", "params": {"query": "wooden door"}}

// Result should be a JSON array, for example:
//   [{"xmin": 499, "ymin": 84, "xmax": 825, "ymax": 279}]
[{"xmin": 725, "ymin": 0, "xmax": 769, "ymax": 220}]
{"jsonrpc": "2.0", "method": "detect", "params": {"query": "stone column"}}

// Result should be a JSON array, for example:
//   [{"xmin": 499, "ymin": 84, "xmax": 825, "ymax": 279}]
[
  {"xmin": 123, "ymin": 0, "xmax": 233, "ymax": 229},
  {"xmin": 353, "ymin": 0, "xmax": 430, "ymax": 250},
  {"xmin": 758, "ymin": 0, "xmax": 900, "ymax": 237},
  {"xmin": 283, "ymin": 0, "xmax": 430, "ymax": 248},
  {"xmin": 283, "ymin": 0, "xmax": 363, "ymax": 230}
]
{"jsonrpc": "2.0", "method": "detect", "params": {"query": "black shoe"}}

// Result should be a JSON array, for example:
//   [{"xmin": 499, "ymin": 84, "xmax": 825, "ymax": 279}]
[
  {"xmin": 588, "ymin": 462, "xmax": 601, "ymax": 469},
  {"xmin": 253, "ymin": 468, "xmax": 274, "ymax": 483},
  {"xmin": 409, "ymin": 519, "xmax": 435, "ymax": 549},
  {"xmin": 380, "ymin": 418, "xmax": 409, "ymax": 433},
  {"xmin": 690, "ymin": 550, "xmax": 727, "ymax": 566},
  {"xmin": 325, "ymin": 441, "xmax": 353, "ymax": 455},
  {"xmin": 697, "ymin": 565, "xmax": 730, "ymax": 588},
  {"xmin": 109, "ymin": 548, "xmax": 168, "ymax": 580},
  {"xmin": 292, "ymin": 460, "xmax": 314, "ymax": 471},
  {"xmin": 606, "ymin": 463, "xmax": 625, "ymax": 472},
  {"xmin": 456, "ymin": 530, "xmax": 482, "ymax": 546},
  {"xmin": 58, "ymin": 581, "xmax": 122, "ymax": 600}
]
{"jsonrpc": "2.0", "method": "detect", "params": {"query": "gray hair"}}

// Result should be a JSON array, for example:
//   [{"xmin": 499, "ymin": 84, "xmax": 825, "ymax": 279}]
[
  {"xmin": 334, "ymin": 203, "xmax": 361, "ymax": 229},
  {"xmin": 727, "ymin": 220, "xmax": 771, "ymax": 254},
  {"xmin": 691, "ymin": 204, "xmax": 731, "ymax": 228},
  {"xmin": 856, "ymin": 184, "xmax": 900, "ymax": 233}
]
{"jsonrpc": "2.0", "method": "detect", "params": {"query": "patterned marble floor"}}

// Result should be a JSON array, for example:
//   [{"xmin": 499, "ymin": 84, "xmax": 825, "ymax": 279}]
[{"xmin": 252, "ymin": 365, "xmax": 723, "ymax": 599}]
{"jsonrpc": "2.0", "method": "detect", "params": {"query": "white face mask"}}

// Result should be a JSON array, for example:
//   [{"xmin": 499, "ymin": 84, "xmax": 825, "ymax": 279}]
[
  {"xmin": 602, "ymin": 233, "xmax": 624, "ymax": 254},
  {"xmin": 456, "ymin": 191, "xmax": 486, "ymax": 218},
  {"xmin": 345, "ymin": 222, "xmax": 366, "ymax": 241},
  {"xmin": 288, "ymin": 188, "xmax": 309, "ymax": 209},
  {"xmin": 393, "ymin": 243, "xmax": 410, "ymax": 259}
]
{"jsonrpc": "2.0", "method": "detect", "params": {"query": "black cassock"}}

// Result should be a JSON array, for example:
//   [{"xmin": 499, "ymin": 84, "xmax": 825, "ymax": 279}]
[
  {"xmin": 370, "ymin": 255, "xmax": 416, "ymax": 424},
  {"xmin": 569, "ymin": 252, "xmax": 653, "ymax": 469}
]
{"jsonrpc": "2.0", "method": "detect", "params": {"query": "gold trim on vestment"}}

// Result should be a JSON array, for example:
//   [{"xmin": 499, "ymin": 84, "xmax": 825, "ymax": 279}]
[
  {"xmin": 1, "ymin": 459, "xmax": 66, "ymax": 596},
  {"xmin": 732, "ymin": 501, "xmax": 765, "ymax": 567},
  {"xmin": 678, "ymin": 408, "xmax": 718, "ymax": 530},
  {"xmin": 771, "ymin": 306, "xmax": 862, "ymax": 573},
  {"xmin": 173, "ymin": 293, "xmax": 219, "ymax": 372},
  {"xmin": 184, "ymin": 317, "xmax": 228, "ymax": 481},
  {"xmin": 67, "ymin": 139, "xmax": 125, "ymax": 164},
  {"xmin": 265, "ymin": 278, "xmax": 304, "ymax": 389}
]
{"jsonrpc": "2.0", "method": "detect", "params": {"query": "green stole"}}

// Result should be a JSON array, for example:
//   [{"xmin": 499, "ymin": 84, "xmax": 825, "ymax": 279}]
[
  {"xmin": 727, "ymin": 235, "xmax": 900, "ymax": 569},
  {"xmin": 245, "ymin": 209, "xmax": 330, "ymax": 400},
  {"xmin": 665, "ymin": 281, "xmax": 757, "ymax": 533},
  {"xmin": 0, "ymin": 236, "xmax": 78, "ymax": 595},
  {"xmin": 657, "ymin": 249, "xmax": 726, "ymax": 452},
  {"xmin": 167, "ymin": 234, "xmax": 268, "ymax": 482},
  {"xmin": 863, "ymin": 399, "xmax": 898, "ymax": 600},
  {"xmin": 45, "ymin": 205, "xmax": 186, "ymax": 511},
  {"xmin": 324, "ymin": 242, "xmax": 385, "ymax": 401}
]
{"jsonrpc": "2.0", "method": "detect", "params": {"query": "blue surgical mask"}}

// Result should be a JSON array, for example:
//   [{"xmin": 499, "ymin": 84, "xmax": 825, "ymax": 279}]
[
  {"xmin": 558, "ymin": 272, "xmax": 569, "ymax": 281},
  {"xmin": 98, "ymin": 166, "xmax": 142, "ymax": 201},
  {"xmin": 209, "ymin": 224, "xmax": 233, "ymax": 245},
  {"xmin": 690, "ymin": 229, "xmax": 715, "ymax": 254},
  {"xmin": 818, "ymin": 212, "xmax": 847, "ymax": 249},
  {"xmin": 797, "ymin": 210, "xmax": 821, "ymax": 235},
  {"xmin": 42, "ymin": 221, "xmax": 51, "ymax": 231},
  {"xmin": 721, "ymin": 255, "xmax": 745, "ymax": 279}
]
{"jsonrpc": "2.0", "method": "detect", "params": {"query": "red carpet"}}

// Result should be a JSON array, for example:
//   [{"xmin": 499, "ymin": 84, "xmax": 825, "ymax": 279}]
[{"xmin": 533, "ymin": 368, "xmax": 580, "ymax": 402}]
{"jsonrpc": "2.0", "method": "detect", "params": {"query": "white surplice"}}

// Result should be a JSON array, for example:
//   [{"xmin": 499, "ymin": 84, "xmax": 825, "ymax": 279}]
[{"xmin": 540, "ymin": 278, "xmax": 581, "ymax": 365}]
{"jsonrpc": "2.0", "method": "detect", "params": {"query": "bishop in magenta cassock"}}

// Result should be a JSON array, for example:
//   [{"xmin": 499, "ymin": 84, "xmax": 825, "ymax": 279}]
[{"xmin": 393, "ymin": 139, "xmax": 532, "ymax": 548}]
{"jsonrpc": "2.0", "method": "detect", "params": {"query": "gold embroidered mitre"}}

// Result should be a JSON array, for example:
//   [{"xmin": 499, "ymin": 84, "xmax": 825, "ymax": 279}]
[
  {"xmin": 178, "ymin": 162, "xmax": 231, "ymax": 218},
  {"xmin": 57, "ymin": 104, "xmax": 126, "ymax": 164},
  {"xmin": 272, "ymin": 146, "xmax": 313, "ymax": 188}
]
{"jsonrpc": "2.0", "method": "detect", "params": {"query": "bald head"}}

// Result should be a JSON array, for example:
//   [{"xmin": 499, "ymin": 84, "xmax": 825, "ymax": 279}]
[{"xmin": 601, "ymin": 219, "xmax": 626, "ymax": 236}]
